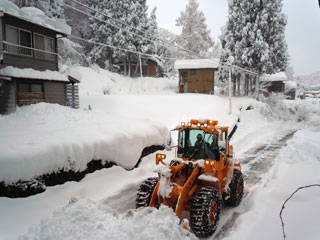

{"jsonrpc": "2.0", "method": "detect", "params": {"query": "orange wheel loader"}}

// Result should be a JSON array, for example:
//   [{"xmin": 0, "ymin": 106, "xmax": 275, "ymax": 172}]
[{"xmin": 136, "ymin": 119, "xmax": 244, "ymax": 238}]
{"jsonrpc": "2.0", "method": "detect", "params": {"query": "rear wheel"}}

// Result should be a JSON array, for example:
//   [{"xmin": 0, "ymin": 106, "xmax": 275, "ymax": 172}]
[
  {"xmin": 223, "ymin": 170, "xmax": 244, "ymax": 206},
  {"xmin": 190, "ymin": 187, "xmax": 221, "ymax": 238},
  {"xmin": 136, "ymin": 177, "xmax": 159, "ymax": 208}
]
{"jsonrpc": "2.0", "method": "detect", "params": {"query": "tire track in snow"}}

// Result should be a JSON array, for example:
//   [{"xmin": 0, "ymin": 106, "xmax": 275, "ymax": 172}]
[{"xmin": 211, "ymin": 129, "xmax": 298, "ymax": 240}]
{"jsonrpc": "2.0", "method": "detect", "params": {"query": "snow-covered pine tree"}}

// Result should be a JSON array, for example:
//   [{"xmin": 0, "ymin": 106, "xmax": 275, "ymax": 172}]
[
  {"xmin": 145, "ymin": 7, "xmax": 173, "ymax": 77},
  {"xmin": 46, "ymin": 0, "xmax": 65, "ymax": 19},
  {"xmin": 87, "ymin": 0, "xmax": 162, "ymax": 75},
  {"xmin": 156, "ymin": 28, "xmax": 178, "ymax": 76},
  {"xmin": 176, "ymin": 0, "xmax": 215, "ymax": 58},
  {"xmin": 219, "ymin": 0, "xmax": 289, "ymax": 96},
  {"xmin": 123, "ymin": 0, "xmax": 150, "ymax": 76},
  {"xmin": 146, "ymin": 7, "xmax": 158, "ymax": 57},
  {"xmin": 87, "ymin": 0, "xmax": 118, "ymax": 69}
]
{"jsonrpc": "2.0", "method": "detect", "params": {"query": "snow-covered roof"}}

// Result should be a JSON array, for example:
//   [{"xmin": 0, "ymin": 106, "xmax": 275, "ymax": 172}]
[
  {"xmin": 0, "ymin": 0, "xmax": 71, "ymax": 35},
  {"xmin": 262, "ymin": 72, "xmax": 288, "ymax": 82},
  {"xmin": 0, "ymin": 66, "xmax": 69, "ymax": 82},
  {"xmin": 285, "ymin": 81, "xmax": 297, "ymax": 90},
  {"xmin": 174, "ymin": 59, "xmax": 219, "ymax": 70}
]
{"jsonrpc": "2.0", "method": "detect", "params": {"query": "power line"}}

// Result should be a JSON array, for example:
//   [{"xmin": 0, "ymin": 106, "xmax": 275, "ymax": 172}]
[
  {"xmin": 68, "ymin": 34, "xmax": 176, "ymax": 61},
  {"xmin": 68, "ymin": 0, "xmax": 156, "ymax": 42},
  {"xmin": 68, "ymin": 0, "xmax": 206, "ymax": 59},
  {"xmin": 65, "ymin": 0, "xmax": 199, "ymax": 60}
]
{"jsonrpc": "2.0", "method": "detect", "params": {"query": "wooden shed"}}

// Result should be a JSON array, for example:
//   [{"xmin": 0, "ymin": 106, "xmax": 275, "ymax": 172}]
[
  {"xmin": 261, "ymin": 72, "xmax": 296, "ymax": 99},
  {"xmin": 174, "ymin": 59, "xmax": 219, "ymax": 94}
]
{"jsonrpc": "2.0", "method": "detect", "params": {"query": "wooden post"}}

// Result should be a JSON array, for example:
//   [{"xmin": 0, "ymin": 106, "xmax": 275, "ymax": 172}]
[
  {"xmin": 237, "ymin": 73, "xmax": 241, "ymax": 96},
  {"xmin": 255, "ymin": 74, "xmax": 260, "ymax": 100}
]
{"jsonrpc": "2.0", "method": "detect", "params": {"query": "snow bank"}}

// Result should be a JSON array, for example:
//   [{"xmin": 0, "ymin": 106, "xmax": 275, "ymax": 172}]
[
  {"xmin": 0, "ymin": 103, "xmax": 170, "ymax": 184},
  {"xmin": 72, "ymin": 65, "xmax": 177, "ymax": 95},
  {"xmin": 0, "ymin": 66, "xmax": 69, "ymax": 82},
  {"xmin": 0, "ymin": 0, "xmax": 71, "ymax": 35},
  {"xmin": 20, "ymin": 200, "xmax": 196, "ymax": 240}
]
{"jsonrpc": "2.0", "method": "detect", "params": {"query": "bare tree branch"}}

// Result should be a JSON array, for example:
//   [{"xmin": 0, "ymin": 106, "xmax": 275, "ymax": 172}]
[{"xmin": 280, "ymin": 184, "xmax": 320, "ymax": 239}]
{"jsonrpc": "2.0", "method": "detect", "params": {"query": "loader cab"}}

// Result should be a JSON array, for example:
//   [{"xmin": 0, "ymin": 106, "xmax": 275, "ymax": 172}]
[
  {"xmin": 177, "ymin": 128, "xmax": 223, "ymax": 160},
  {"xmin": 178, "ymin": 128, "xmax": 205, "ymax": 159}
]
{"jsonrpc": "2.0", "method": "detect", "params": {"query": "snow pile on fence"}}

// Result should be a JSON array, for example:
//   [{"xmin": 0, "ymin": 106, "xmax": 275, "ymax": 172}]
[
  {"xmin": 0, "ymin": 103, "xmax": 170, "ymax": 184},
  {"xmin": 20, "ymin": 200, "xmax": 196, "ymax": 240},
  {"xmin": 0, "ymin": 0, "xmax": 71, "ymax": 35}
]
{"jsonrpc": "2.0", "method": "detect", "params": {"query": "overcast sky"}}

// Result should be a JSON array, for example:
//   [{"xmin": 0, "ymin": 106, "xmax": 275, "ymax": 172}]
[{"xmin": 147, "ymin": 0, "xmax": 320, "ymax": 75}]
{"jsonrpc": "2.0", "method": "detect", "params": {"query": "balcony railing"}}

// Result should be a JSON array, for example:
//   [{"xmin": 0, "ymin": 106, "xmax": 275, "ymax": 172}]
[{"xmin": 3, "ymin": 41, "xmax": 58, "ymax": 61}]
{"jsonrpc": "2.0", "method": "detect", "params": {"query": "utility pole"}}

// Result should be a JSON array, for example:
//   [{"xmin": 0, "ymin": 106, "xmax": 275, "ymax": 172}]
[{"xmin": 255, "ymin": 74, "xmax": 260, "ymax": 100}]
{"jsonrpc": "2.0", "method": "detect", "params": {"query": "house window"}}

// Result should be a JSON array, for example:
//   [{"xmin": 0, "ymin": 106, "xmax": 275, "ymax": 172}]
[
  {"xmin": 31, "ymin": 84, "xmax": 43, "ymax": 93},
  {"xmin": 34, "ymin": 34, "xmax": 56, "ymax": 60},
  {"xmin": 5, "ymin": 25, "xmax": 32, "ymax": 56},
  {"xmin": 191, "ymin": 69, "xmax": 196, "ymax": 76},
  {"xmin": 18, "ymin": 83, "xmax": 43, "ymax": 93}
]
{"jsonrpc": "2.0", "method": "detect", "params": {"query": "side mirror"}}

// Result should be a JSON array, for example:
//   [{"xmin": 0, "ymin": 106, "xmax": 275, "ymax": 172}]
[{"xmin": 156, "ymin": 153, "xmax": 166, "ymax": 165}]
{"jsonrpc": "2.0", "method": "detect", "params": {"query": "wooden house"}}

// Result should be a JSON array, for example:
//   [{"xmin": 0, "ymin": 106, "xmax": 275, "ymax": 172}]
[
  {"xmin": 261, "ymin": 72, "xmax": 296, "ymax": 99},
  {"xmin": 0, "ymin": 4, "xmax": 79, "ymax": 115},
  {"xmin": 174, "ymin": 59, "xmax": 219, "ymax": 94},
  {"xmin": 115, "ymin": 56, "xmax": 164, "ymax": 78}
]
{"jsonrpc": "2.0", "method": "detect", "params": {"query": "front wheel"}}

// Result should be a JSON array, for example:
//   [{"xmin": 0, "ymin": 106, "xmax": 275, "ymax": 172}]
[
  {"xmin": 190, "ymin": 187, "xmax": 221, "ymax": 238},
  {"xmin": 136, "ymin": 177, "xmax": 159, "ymax": 208},
  {"xmin": 223, "ymin": 170, "xmax": 244, "ymax": 206}
]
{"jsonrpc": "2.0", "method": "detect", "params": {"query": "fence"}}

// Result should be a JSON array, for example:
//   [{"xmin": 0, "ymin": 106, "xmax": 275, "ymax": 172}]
[{"xmin": 3, "ymin": 41, "xmax": 57, "ymax": 61}]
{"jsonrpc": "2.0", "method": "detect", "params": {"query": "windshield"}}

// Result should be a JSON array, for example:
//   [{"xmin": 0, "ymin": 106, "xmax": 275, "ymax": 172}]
[
  {"xmin": 179, "ymin": 129, "xmax": 206, "ymax": 148},
  {"xmin": 178, "ymin": 129, "xmax": 220, "ymax": 160}
]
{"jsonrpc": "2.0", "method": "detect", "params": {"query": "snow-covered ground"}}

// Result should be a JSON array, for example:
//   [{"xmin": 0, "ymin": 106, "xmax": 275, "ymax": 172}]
[
  {"xmin": 0, "ymin": 65, "xmax": 252, "ymax": 184},
  {"xmin": 224, "ymin": 127, "xmax": 320, "ymax": 240},
  {"xmin": 0, "ymin": 65, "xmax": 319, "ymax": 240}
]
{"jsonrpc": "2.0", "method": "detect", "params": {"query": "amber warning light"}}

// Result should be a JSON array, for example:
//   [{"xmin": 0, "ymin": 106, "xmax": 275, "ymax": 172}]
[
  {"xmin": 190, "ymin": 119, "xmax": 198, "ymax": 125},
  {"xmin": 207, "ymin": 120, "xmax": 218, "ymax": 125}
]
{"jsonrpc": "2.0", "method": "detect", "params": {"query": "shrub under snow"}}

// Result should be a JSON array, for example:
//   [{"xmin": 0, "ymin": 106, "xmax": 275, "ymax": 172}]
[{"xmin": 0, "ymin": 103, "xmax": 170, "ymax": 184}]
